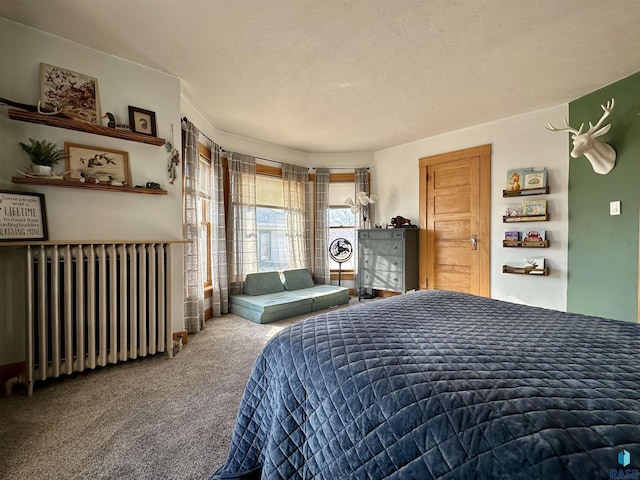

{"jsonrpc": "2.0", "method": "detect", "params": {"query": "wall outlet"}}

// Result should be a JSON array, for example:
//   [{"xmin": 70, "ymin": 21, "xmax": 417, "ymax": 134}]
[{"xmin": 610, "ymin": 201, "xmax": 621, "ymax": 216}]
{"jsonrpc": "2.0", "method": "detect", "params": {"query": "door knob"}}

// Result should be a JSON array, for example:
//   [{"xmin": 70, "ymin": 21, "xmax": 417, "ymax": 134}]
[{"xmin": 471, "ymin": 235, "xmax": 478, "ymax": 250}]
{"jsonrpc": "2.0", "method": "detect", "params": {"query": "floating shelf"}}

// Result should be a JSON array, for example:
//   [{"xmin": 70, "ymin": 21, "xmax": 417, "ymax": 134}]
[
  {"xmin": 8, "ymin": 109, "xmax": 166, "ymax": 146},
  {"xmin": 12, "ymin": 176, "xmax": 167, "ymax": 195},
  {"xmin": 503, "ymin": 214, "xmax": 549, "ymax": 223},
  {"xmin": 503, "ymin": 186, "xmax": 549, "ymax": 197},
  {"xmin": 503, "ymin": 240, "xmax": 550, "ymax": 248},
  {"xmin": 502, "ymin": 265, "xmax": 549, "ymax": 276}
]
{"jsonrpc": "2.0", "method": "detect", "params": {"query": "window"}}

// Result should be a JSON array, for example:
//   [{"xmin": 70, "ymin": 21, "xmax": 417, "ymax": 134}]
[
  {"xmin": 198, "ymin": 155, "xmax": 212, "ymax": 287},
  {"xmin": 256, "ymin": 175, "xmax": 289, "ymax": 271},
  {"xmin": 328, "ymin": 207, "xmax": 356, "ymax": 270},
  {"xmin": 328, "ymin": 181, "xmax": 357, "ymax": 271}
]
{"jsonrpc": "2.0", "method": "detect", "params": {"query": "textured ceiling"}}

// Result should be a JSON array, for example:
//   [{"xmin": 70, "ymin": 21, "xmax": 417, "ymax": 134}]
[{"xmin": 2, "ymin": 0, "xmax": 640, "ymax": 153}]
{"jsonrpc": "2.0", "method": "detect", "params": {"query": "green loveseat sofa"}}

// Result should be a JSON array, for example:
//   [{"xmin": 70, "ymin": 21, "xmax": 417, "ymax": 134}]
[{"xmin": 229, "ymin": 269, "xmax": 350, "ymax": 324}]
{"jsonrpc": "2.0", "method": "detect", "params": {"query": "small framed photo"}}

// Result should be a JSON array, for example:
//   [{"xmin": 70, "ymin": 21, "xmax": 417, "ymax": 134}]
[
  {"xmin": 523, "ymin": 170, "xmax": 547, "ymax": 189},
  {"xmin": 128, "ymin": 106, "xmax": 157, "ymax": 136},
  {"xmin": 64, "ymin": 143, "xmax": 131, "ymax": 185},
  {"xmin": 0, "ymin": 190, "xmax": 48, "ymax": 241},
  {"xmin": 40, "ymin": 63, "xmax": 100, "ymax": 124}
]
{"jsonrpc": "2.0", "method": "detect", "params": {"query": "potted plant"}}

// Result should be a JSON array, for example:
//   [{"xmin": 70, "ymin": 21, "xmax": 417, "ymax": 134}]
[{"xmin": 19, "ymin": 138, "xmax": 67, "ymax": 176}]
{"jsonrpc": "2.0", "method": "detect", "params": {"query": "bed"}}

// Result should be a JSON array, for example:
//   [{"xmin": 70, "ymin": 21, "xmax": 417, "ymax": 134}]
[{"xmin": 210, "ymin": 290, "xmax": 640, "ymax": 479}]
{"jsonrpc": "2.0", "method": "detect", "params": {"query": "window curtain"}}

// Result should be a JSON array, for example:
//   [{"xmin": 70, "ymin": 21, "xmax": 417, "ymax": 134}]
[
  {"xmin": 355, "ymin": 168, "xmax": 370, "ymax": 230},
  {"xmin": 314, "ymin": 168, "xmax": 330, "ymax": 284},
  {"xmin": 209, "ymin": 144, "xmax": 229, "ymax": 316},
  {"xmin": 282, "ymin": 163, "xmax": 311, "ymax": 270},
  {"xmin": 183, "ymin": 120, "xmax": 204, "ymax": 332},
  {"xmin": 227, "ymin": 153, "xmax": 258, "ymax": 295}
]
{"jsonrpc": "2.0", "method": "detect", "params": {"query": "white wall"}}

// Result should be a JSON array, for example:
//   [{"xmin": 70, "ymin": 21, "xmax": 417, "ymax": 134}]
[
  {"xmin": 0, "ymin": 19, "xmax": 184, "ymax": 365},
  {"xmin": 374, "ymin": 105, "xmax": 569, "ymax": 310}
]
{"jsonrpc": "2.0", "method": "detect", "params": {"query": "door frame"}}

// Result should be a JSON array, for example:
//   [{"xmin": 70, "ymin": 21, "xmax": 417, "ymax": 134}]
[{"xmin": 418, "ymin": 144, "xmax": 492, "ymax": 296}]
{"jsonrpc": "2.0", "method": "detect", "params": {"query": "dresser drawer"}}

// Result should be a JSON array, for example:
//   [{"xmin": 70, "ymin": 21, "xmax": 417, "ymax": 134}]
[
  {"xmin": 360, "ymin": 268, "xmax": 403, "ymax": 291},
  {"xmin": 360, "ymin": 240, "xmax": 403, "ymax": 256},
  {"xmin": 359, "ymin": 229, "xmax": 408, "ymax": 241},
  {"xmin": 361, "ymin": 254, "xmax": 402, "ymax": 272}
]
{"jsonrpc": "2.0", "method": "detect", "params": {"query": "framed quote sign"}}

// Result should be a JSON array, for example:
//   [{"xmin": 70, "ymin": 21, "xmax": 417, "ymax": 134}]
[{"xmin": 0, "ymin": 190, "xmax": 48, "ymax": 242}]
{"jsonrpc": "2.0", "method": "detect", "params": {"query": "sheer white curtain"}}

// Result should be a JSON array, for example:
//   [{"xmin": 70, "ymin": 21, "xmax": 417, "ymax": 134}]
[
  {"xmin": 209, "ymin": 144, "xmax": 229, "ymax": 316},
  {"xmin": 227, "ymin": 153, "xmax": 258, "ymax": 295},
  {"xmin": 282, "ymin": 163, "xmax": 311, "ymax": 270},
  {"xmin": 183, "ymin": 120, "xmax": 204, "ymax": 332},
  {"xmin": 313, "ymin": 168, "xmax": 330, "ymax": 284}
]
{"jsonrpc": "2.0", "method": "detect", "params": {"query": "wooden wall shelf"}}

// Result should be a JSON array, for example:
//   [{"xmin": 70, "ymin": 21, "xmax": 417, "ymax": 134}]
[
  {"xmin": 503, "ymin": 186, "xmax": 549, "ymax": 197},
  {"xmin": 12, "ymin": 176, "xmax": 167, "ymax": 195},
  {"xmin": 503, "ymin": 240, "xmax": 550, "ymax": 248},
  {"xmin": 502, "ymin": 265, "xmax": 549, "ymax": 276},
  {"xmin": 503, "ymin": 214, "xmax": 549, "ymax": 223},
  {"xmin": 8, "ymin": 109, "xmax": 166, "ymax": 146}
]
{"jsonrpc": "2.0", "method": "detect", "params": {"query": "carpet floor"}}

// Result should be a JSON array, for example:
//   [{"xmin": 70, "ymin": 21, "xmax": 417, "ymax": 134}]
[{"xmin": 0, "ymin": 298, "xmax": 363, "ymax": 480}]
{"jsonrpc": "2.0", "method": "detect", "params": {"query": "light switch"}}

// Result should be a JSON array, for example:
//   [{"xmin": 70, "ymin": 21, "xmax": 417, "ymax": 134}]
[{"xmin": 610, "ymin": 201, "xmax": 621, "ymax": 216}]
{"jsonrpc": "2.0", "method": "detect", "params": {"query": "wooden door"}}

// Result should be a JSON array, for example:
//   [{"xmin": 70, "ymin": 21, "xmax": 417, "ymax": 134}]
[{"xmin": 418, "ymin": 145, "xmax": 491, "ymax": 296}]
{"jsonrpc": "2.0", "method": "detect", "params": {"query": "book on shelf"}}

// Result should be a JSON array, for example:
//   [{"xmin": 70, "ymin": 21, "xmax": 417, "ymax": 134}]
[
  {"xmin": 505, "ymin": 168, "xmax": 534, "ymax": 192},
  {"xmin": 522, "ymin": 230, "xmax": 546, "ymax": 242},
  {"xmin": 505, "ymin": 203, "xmax": 523, "ymax": 217},
  {"xmin": 504, "ymin": 231, "xmax": 520, "ymax": 242},
  {"xmin": 522, "ymin": 199, "xmax": 547, "ymax": 216},
  {"xmin": 523, "ymin": 170, "xmax": 547, "ymax": 190}
]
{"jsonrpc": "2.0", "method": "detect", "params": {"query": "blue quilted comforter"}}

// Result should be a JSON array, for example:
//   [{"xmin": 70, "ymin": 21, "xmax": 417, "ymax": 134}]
[{"xmin": 211, "ymin": 290, "xmax": 640, "ymax": 479}]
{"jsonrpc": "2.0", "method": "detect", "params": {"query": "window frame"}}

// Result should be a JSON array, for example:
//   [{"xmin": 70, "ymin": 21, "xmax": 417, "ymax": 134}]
[
  {"xmin": 312, "ymin": 172, "xmax": 370, "ymax": 280},
  {"xmin": 198, "ymin": 148, "xmax": 213, "ymax": 289}
]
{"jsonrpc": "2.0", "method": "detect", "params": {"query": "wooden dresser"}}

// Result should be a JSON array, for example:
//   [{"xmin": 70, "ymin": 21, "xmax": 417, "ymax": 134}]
[{"xmin": 357, "ymin": 229, "xmax": 419, "ymax": 299}]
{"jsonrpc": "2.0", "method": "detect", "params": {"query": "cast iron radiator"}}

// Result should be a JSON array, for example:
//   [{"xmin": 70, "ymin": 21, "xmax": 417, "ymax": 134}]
[{"xmin": 25, "ymin": 243, "xmax": 173, "ymax": 395}]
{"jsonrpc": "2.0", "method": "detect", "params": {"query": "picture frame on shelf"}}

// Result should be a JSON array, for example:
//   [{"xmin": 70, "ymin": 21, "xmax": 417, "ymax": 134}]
[
  {"xmin": 64, "ymin": 143, "xmax": 131, "ymax": 185},
  {"xmin": 0, "ymin": 190, "xmax": 48, "ymax": 242},
  {"xmin": 128, "ymin": 106, "xmax": 157, "ymax": 137},
  {"xmin": 40, "ymin": 63, "xmax": 100, "ymax": 124},
  {"xmin": 523, "ymin": 170, "xmax": 547, "ymax": 190}
]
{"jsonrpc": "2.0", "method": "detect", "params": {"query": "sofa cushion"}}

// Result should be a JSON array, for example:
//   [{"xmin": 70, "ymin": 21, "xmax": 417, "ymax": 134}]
[
  {"xmin": 286, "ymin": 285, "xmax": 350, "ymax": 311},
  {"xmin": 244, "ymin": 271, "xmax": 284, "ymax": 295},
  {"xmin": 282, "ymin": 269, "xmax": 315, "ymax": 291},
  {"xmin": 230, "ymin": 292, "xmax": 313, "ymax": 324},
  {"xmin": 231, "ymin": 292, "xmax": 309, "ymax": 313}
]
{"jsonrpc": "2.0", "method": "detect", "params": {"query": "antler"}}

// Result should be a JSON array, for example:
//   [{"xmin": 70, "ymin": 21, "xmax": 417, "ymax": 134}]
[
  {"xmin": 587, "ymin": 98, "xmax": 614, "ymax": 134},
  {"xmin": 545, "ymin": 117, "xmax": 583, "ymax": 135}
]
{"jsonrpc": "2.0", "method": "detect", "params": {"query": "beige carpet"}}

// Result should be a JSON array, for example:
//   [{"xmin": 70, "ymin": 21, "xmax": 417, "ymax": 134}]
[{"xmin": 0, "ymin": 298, "xmax": 365, "ymax": 480}]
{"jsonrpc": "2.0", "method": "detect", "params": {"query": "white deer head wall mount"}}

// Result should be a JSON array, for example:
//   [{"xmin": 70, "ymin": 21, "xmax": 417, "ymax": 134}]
[{"xmin": 546, "ymin": 98, "xmax": 616, "ymax": 175}]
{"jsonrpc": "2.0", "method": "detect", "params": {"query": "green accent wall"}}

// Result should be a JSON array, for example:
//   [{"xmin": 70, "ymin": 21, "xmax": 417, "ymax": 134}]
[{"xmin": 567, "ymin": 71, "xmax": 640, "ymax": 322}]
